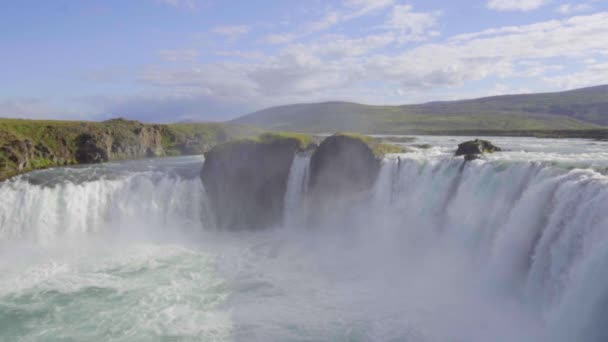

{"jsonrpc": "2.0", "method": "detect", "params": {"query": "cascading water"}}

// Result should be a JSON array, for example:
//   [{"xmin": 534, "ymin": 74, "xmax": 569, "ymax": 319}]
[
  {"xmin": 283, "ymin": 152, "xmax": 311, "ymax": 229},
  {"xmin": 1, "ymin": 137, "xmax": 608, "ymax": 341},
  {"xmin": 370, "ymin": 155, "xmax": 608, "ymax": 341},
  {"xmin": 0, "ymin": 159, "xmax": 214, "ymax": 243}
]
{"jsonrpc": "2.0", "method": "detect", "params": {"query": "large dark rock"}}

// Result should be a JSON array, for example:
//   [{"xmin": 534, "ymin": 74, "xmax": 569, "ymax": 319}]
[
  {"xmin": 455, "ymin": 139, "xmax": 501, "ymax": 160},
  {"xmin": 201, "ymin": 136, "xmax": 310, "ymax": 230},
  {"xmin": 75, "ymin": 133, "xmax": 111, "ymax": 164},
  {"xmin": 307, "ymin": 134, "xmax": 382, "ymax": 223}
]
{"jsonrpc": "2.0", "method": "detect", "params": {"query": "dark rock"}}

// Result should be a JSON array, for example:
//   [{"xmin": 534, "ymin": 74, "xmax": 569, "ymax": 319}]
[
  {"xmin": 201, "ymin": 138, "xmax": 305, "ymax": 231},
  {"xmin": 75, "ymin": 133, "xmax": 111, "ymax": 164},
  {"xmin": 307, "ymin": 134, "xmax": 381, "ymax": 223},
  {"xmin": 455, "ymin": 139, "xmax": 501, "ymax": 160}
]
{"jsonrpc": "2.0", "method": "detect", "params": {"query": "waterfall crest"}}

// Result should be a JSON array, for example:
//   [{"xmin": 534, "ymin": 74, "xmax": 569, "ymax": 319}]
[
  {"xmin": 0, "ymin": 171, "xmax": 214, "ymax": 243},
  {"xmin": 370, "ymin": 156, "xmax": 608, "ymax": 340}
]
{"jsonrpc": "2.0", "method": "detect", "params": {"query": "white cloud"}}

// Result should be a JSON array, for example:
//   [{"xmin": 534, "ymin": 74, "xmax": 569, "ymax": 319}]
[
  {"xmin": 286, "ymin": 33, "xmax": 396, "ymax": 59},
  {"xmin": 155, "ymin": 0, "xmax": 203, "ymax": 10},
  {"xmin": 159, "ymin": 49, "xmax": 199, "ymax": 63},
  {"xmin": 264, "ymin": 33, "xmax": 298, "ymax": 45},
  {"xmin": 556, "ymin": 3, "xmax": 593, "ymax": 14},
  {"xmin": 215, "ymin": 50, "xmax": 266, "ymax": 60},
  {"xmin": 211, "ymin": 25, "xmax": 251, "ymax": 39},
  {"xmin": 263, "ymin": 0, "xmax": 395, "ymax": 44},
  {"xmin": 139, "ymin": 11, "xmax": 608, "ymax": 110},
  {"xmin": 386, "ymin": 5, "xmax": 441, "ymax": 42},
  {"xmin": 543, "ymin": 62, "xmax": 608, "ymax": 89},
  {"xmin": 487, "ymin": 0, "xmax": 549, "ymax": 11}
]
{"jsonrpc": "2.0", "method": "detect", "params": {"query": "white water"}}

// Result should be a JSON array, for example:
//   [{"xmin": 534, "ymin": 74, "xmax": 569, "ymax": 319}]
[
  {"xmin": 283, "ymin": 152, "xmax": 311, "ymax": 229},
  {"xmin": 1, "ymin": 138, "xmax": 608, "ymax": 341}
]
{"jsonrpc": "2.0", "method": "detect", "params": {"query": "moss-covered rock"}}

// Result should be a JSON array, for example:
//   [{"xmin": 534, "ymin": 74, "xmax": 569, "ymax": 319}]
[
  {"xmin": 201, "ymin": 132, "xmax": 315, "ymax": 231},
  {"xmin": 332, "ymin": 133, "xmax": 404, "ymax": 157},
  {"xmin": 455, "ymin": 139, "xmax": 502, "ymax": 160}
]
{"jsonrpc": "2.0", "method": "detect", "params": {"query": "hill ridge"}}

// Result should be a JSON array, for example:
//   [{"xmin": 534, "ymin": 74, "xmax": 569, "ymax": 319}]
[{"xmin": 233, "ymin": 84, "xmax": 608, "ymax": 133}]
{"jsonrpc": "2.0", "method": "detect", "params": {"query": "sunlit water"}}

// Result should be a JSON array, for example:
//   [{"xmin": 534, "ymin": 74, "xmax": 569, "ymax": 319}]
[{"xmin": 1, "ymin": 137, "xmax": 608, "ymax": 341}]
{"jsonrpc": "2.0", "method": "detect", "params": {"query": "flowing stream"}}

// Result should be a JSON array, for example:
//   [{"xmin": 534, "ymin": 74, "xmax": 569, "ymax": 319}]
[{"xmin": 1, "ymin": 137, "xmax": 608, "ymax": 341}]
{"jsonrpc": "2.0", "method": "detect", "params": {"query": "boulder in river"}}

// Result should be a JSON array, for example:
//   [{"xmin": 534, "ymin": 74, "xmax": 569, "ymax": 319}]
[{"xmin": 455, "ymin": 139, "xmax": 501, "ymax": 160}]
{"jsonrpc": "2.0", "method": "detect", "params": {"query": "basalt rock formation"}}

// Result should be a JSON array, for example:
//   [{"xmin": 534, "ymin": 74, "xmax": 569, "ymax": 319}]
[
  {"xmin": 309, "ymin": 134, "xmax": 381, "ymax": 198},
  {"xmin": 200, "ymin": 132, "xmax": 403, "ymax": 230},
  {"xmin": 307, "ymin": 133, "xmax": 384, "ymax": 224},
  {"xmin": 201, "ymin": 133, "xmax": 314, "ymax": 231}
]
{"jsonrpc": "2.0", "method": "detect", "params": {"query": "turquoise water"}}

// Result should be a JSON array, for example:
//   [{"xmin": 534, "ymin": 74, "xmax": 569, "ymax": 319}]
[{"xmin": 0, "ymin": 242, "xmax": 230, "ymax": 341}]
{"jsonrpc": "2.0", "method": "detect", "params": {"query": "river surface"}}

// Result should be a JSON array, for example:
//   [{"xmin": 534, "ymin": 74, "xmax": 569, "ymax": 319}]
[{"xmin": 1, "ymin": 136, "xmax": 608, "ymax": 341}]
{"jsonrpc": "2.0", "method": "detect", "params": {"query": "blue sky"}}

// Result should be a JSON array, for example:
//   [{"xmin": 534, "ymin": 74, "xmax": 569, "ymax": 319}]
[{"xmin": 1, "ymin": 0, "xmax": 607, "ymax": 122}]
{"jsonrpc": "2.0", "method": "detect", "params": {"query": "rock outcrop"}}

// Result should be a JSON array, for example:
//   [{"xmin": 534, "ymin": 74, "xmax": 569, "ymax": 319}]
[
  {"xmin": 455, "ymin": 139, "xmax": 501, "ymax": 160},
  {"xmin": 307, "ymin": 133, "xmax": 384, "ymax": 224},
  {"xmin": 0, "ymin": 118, "xmax": 248, "ymax": 181},
  {"xmin": 201, "ymin": 133, "xmax": 314, "ymax": 230},
  {"xmin": 75, "ymin": 133, "xmax": 111, "ymax": 164},
  {"xmin": 309, "ymin": 134, "xmax": 381, "ymax": 196}
]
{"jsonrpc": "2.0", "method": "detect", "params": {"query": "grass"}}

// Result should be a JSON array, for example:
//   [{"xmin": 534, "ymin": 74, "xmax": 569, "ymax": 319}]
[
  {"xmin": 0, "ymin": 117, "xmax": 261, "ymax": 181},
  {"xmin": 257, "ymin": 132, "xmax": 315, "ymax": 150},
  {"xmin": 334, "ymin": 132, "xmax": 405, "ymax": 157},
  {"xmin": 210, "ymin": 131, "xmax": 316, "ymax": 155}
]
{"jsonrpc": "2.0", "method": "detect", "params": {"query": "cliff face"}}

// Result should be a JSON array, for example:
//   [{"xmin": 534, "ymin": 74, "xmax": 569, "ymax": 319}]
[
  {"xmin": 201, "ymin": 133, "xmax": 314, "ymax": 231},
  {"xmin": 75, "ymin": 124, "xmax": 165, "ymax": 164},
  {"xmin": 0, "ymin": 118, "xmax": 249, "ymax": 181}
]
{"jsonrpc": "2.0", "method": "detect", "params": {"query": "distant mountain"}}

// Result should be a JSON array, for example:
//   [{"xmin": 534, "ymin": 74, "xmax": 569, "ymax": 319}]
[{"xmin": 232, "ymin": 85, "xmax": 608, "ymax": 133}]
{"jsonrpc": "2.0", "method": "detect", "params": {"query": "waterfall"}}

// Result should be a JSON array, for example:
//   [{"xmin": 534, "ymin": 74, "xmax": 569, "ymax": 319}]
[
  {"xmin": 2, "ymin": 151, "xmax": 608, "ymax": 341},
  {"xmin": 283, "ymin": 152, "xmax": 311, "ymax": 228},
  {"xmin": 370, "ymin": 156, "xmax": 608, "ymax": 341},
  {"xmin": 0, "ymin": 170, "xmax": 214, "ymax": 243}
]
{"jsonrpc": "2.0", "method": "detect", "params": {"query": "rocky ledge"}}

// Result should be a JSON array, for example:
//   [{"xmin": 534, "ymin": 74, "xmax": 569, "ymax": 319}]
[{"xmin": 201, "ymin": 133, "xmax": 315, "ymax": 231}]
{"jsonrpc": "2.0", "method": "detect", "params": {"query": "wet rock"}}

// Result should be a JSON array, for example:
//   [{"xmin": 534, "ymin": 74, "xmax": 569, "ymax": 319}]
[
  {"xmin": 201, "ymin": 134, "xmax": 313, "ymax": 231},
  {"xmin": 455, "ymin": 139, "xmax": 501, "ymax": 160},
  {"xmin": 307, "ymin": 134, "xmax": 382, "ymax": 224}
]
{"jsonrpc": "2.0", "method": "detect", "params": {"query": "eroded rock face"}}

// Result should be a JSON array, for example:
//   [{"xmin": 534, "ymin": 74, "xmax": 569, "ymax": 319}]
[
  {"xmin": 455, "ymin": 139, "xmax": 501, "ymax": 160},
  {"xmin": 201, "ymin": 139, "xmax": 303, "ymax": 230},
  {"xmin": 0, "ymin": 118, "xmax": 233, "ymax": 181},
  {"xmin": 307, "ymin": 134, "xmax": 381, "ymax": 224},
  {"xmin": 75, "ymin": 133, "xmax": 111, "ymax": 164},
  {"xmin": 74, "ymin": 126, "xmax": 165, "ymax": 164},
  {"xmin": 0, "ymin": 139, "xmax": 69, "ymax": 174}
]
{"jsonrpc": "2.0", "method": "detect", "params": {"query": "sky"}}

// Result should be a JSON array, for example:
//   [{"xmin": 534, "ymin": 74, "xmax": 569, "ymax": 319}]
[{"xmin": 1, "ymin": 0, "xmax": 608, "ymax": 122}]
